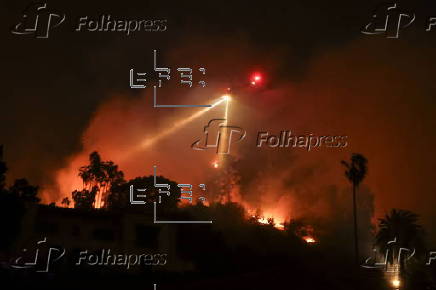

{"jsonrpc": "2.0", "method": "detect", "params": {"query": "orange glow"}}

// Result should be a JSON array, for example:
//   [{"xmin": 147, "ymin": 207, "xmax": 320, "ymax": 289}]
[
  {"xmin": 40, "ymin": 88, "xmax": 325, "ymax": 224},
  {"xmin": 256, "ymin": 216, "xmax": 269, "ymax": 225},
  {"xmin": 251, "ymin": 214, "xmax": 286, "ymax": 231},
  {"xmin": 303, "ymin": 236, "xmax": 316, "ymax": 244},
  {"xmin": 391, "ymin": 279, "xmax": 400, "ymax": 288}
]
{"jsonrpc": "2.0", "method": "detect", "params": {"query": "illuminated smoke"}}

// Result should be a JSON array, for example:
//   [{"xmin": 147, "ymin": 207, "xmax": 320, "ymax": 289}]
[{"xmin": 119, "ymin": 97, "xmax": 226, "ymax": 161}]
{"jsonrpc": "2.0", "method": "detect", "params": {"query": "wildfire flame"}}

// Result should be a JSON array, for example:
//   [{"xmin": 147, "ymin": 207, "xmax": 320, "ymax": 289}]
[
  {"xmin": 42, "ymin": 91, "xmax": 315, "ymax": 241},
  {"xmin": 256, "ymin": 217, "xmax": 270, "ymax": 225},
  {"xmin": 251, "ymin": 215, "xmax": 285, "ymax": 230},
  {"xmin": 302, "ymin": 236, "xmax": 316, "ymax": 244}
]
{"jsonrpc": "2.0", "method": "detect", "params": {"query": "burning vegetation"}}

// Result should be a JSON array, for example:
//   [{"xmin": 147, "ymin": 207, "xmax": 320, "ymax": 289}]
[{"xmin": 61, "ymin": 151, "xmax": 323, "ymax": 244}]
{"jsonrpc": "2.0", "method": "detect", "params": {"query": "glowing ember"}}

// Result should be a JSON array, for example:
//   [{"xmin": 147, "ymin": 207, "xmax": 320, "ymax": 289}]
[
  {"xmin": 252, "ymin": 216, "xmax": 285, "ymax": 230},
  {"xmin": 275, "ymin": 223, "xmax": 285, "ymax": 230},
  {"xmin": 303, "ymin": 236, "xmax": 316, "ymax": 244},
  {"xmin": 256, "ymin": 217, "xmax": 269, "ymax": 225}
]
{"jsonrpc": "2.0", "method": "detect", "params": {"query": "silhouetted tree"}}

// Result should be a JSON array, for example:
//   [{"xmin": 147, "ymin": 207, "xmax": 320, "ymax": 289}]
[
  {"xmin": 9, "ymin": 178, "xmax": 40, "ymax": 203},
  {"xmin": 376, "ymin": 209, "xmax": 426, "ymax": 271},
  {"xmin": 341, "ymin": 153, "xmax": 368, "ymax": 265},
  {"xmin": 72, "ymin": 186, "xmax": 97, "ymax": 209},
  {"xmin": 61, "ymin": 197, "xmax": 70, "ymax": 207},
  {"xmin": 78, "ymin": 151, "xmax": 124, "ymax": 208},
  {"xmin": 0, "ymin": 153, "xmax": 26, "ymax": 250}
]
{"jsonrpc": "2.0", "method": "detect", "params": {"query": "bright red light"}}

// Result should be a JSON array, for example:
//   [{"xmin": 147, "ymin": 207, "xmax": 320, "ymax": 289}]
[{"xmin": 250, "ymin": 72, "xmax": 263, "ymax": 86}]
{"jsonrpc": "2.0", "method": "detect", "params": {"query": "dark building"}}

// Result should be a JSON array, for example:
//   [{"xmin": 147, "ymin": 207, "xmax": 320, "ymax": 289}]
[{"xmin": 13, "ymin": 204, "xmax": 192, "ymax": 273}]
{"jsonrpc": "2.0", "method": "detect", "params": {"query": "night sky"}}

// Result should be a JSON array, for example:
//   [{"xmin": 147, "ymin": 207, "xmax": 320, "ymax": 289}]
[{"xmin": 3, "ymin": 0, "xmax": 436, "ymax": 243}]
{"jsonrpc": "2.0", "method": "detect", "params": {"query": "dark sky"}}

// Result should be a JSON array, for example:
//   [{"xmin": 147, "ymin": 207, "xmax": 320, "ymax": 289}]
[{"xmin": 2, "ymin": 0, "xmax": 436, "ymax": 240}]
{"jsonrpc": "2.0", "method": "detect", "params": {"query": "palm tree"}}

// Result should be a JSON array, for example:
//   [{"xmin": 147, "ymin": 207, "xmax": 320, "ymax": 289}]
[
  {"xmin": 341, "ymin": 153, "xmax": 368, "ymax": 265},
  {"xmin": 376, "ymin": 209, "xmax": 425, "ymax": 271}
]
